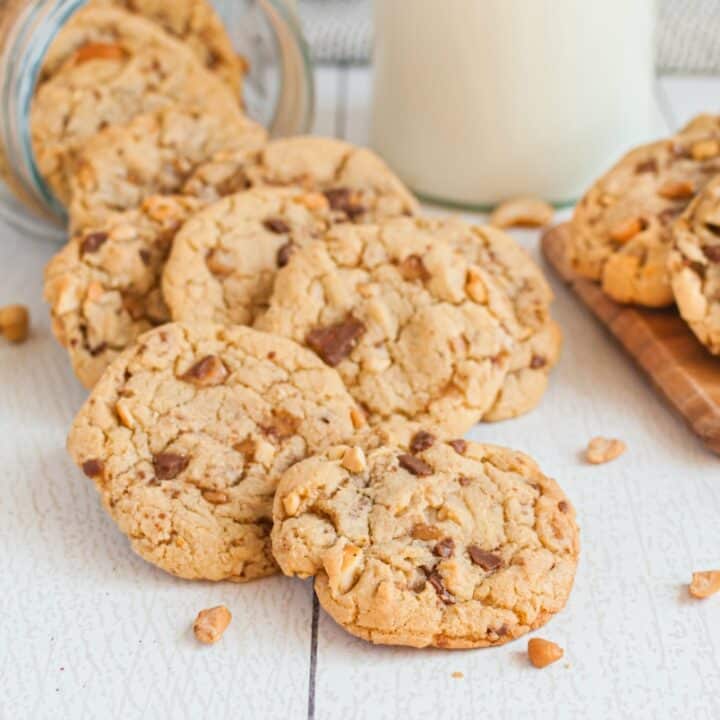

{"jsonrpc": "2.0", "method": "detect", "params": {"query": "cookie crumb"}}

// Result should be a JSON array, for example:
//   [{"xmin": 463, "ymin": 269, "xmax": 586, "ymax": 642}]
[
  {"xmin": 527, "ymin": 638, "xmax": 563, "ymax": 668},
  {"xmin": 489, "ymin": 196, "xmax": 554, "ymax": 229},
  {"xmin": 0, "ymin": 304, "xmax": 30, "ymax": 344},
  {"xmin": 585, "ymin": 437, "xmax": 626, "ymax": 465},
  {"xmin": 689, "ymin": 570, "xmax": 720, "ymax": 599},
  {"xmin": 451, "ymin": 671, "xmax": 464, "ymax": 679},
  {"xmin": 193, "ymin": 605, "xmax": 232, "ymax": 644}
]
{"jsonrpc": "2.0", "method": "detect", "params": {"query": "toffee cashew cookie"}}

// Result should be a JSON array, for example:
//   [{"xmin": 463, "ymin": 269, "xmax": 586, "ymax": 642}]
[
  {"xmin": 67, "ymin": 322, "xmax": 363, "ymax": 582},
  {"xmin": 568, "ymin": 127, "xmax": 720, "ymax": 307},
  {"xmin": 84, "ymin": 0, "xmax": 247, "ymax": 101},
  {"xmin": 255, "ymin": 218, "xmax": 518, "ymax": 436},
  {"xmin": 182, "ymin": 135, "xmax": 419, "ymax": 220},
  {"xmin": 435, "ymin": 219, "xmax": 562, "ymax": 421},
  {"xmin": 68, "ymin": 104, "xmax": 266, "ymax": 231},
  {"xmin": 271, "ymin": 438, "xmax": 579, "ymax": 648},
  {"xmin": 31, "ymin": 7, "xmax": 242, "ymax": 205},
  {"xmin": 44, "ymin": 195, "xmax": 203, "ymax": 388},
  {"xmin": 163, "ymin": 187, "xmax": 336, "ymax": 327},
  {"xmin": 669, "ymin": 174, "xmax": 720, "ymax": 354}
]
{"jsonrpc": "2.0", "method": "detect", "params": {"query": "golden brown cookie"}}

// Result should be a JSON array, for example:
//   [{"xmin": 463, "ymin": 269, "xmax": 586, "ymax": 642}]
[
  {"xmin": 84, "ymin": 0, "xmax": 246, "ymax": 101},
  {"xmin": 182, "ymin": 135, "xmax": 419, "ymax": 220},
  {"xmin": 272, "ymin": 438, "xmax": 580, "ymax": 648},
  {"xmin": 255, "ymin": 218, "xmax": 517, "ymax": 436},
  {"xmin": 45, "ymin": 195, "xmax": 203, "ymax": 388},
  {"xmin": 67, "ymin": 322, "xmax": 362, "ymax": 581},
  {"xmin": 68, "ymin": 104, "xmax": 266, "ymax": 231},
  {"xmin": 31, "ymin": 7, "xmax": 242, "ymax": 204},
  {"xmin": 569, "ymin": 127, "xmax": 720, "ymax": 307}
]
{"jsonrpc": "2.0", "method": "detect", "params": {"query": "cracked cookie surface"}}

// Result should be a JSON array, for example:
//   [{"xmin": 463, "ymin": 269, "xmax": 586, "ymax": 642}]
[
  {"xmin": 434, "ymin": 219, "xmax": 561, "ymax": 421},
  {"xmin": 163, "ymin": 187, "xmax": 337, "ymax": 327},
  {"xmin": 255, "ymin": 218, "xmax": 516, "ymax": 436},
  {"xmin": 68, "ymin": 104, "xmax": 266, "ymax": 231},
  {"xmin": 669, "ymin": 174, "xmax": 720, "ymax": 354},
  {"xmin": 31, "ymin": 7, "xmax": 242, "ymax": 205},
  {"xmin": 83, "ymin": 0, "xmax": 247, "ymax": 102},
  {"xmin": 67, "ymin": 322, "xmax": 361, "ymax": 581},
  {"xmin": 182, "ymin": 135, "xmax": 419, "ymax": 219},
  {"xmin": 568, "ymin": 127, "xmax": 720, "ymax": 307},
  {"xmin": 271, "ymin": 438, "xmax": 579, "ymax": 648},
  {"xmin": 45, "ymin": 195, "xmax": 203, "ymax": 388}
]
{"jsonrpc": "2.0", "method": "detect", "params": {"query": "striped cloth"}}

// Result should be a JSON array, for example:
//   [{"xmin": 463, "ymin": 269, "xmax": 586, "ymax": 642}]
[{"xmin": 299, "ymin": 0, "xmax": 720, "ymax": 72}]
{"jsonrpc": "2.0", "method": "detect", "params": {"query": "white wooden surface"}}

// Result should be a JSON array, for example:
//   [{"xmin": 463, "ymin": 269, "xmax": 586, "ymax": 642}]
[{"xmin": 1, "ymin": 69, "xmax": 720, "ymax": 720}]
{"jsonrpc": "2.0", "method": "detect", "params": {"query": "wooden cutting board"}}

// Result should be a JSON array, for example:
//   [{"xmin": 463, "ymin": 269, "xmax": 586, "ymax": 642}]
[{"xmin": 542, "ymin": 223, "xmax": 720, "ymax": 456}]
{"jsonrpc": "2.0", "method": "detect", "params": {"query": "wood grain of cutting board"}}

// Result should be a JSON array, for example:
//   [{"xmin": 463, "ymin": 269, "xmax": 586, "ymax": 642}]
[{"xmin": 542, "ymin": 222, "xmax": 720, "ymax": 456}]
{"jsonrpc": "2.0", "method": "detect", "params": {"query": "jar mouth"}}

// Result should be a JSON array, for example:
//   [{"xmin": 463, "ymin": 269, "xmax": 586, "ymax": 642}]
[
  {"xmin": 0, "ymin": 0, "xmax": 315, "ymax": 241},
  {"xmin": 0, "ymin": 0, "xmax": 87, "ymax": 233}
]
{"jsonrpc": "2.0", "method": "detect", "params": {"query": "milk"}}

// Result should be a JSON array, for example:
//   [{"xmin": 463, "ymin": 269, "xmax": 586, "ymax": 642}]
[{"xmin": 371, "ymin": 0, "xmax": 657, "ymax": 206}]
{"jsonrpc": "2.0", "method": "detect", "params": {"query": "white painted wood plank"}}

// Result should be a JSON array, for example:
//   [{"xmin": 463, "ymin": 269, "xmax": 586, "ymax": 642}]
[
  {"xmin": 659, "ymin": 74, "xmax": 720, "ymax": 131},
  {"xmin": 0, "ymin": 233, "xmax": 313, "ymax": 718}
]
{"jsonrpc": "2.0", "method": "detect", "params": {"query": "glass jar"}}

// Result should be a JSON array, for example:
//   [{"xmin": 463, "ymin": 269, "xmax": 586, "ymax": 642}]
[
  {"xmin": 371, "ymin": 0, "xmax": 659, "ymax": 210},
  {"xmin": 0, "ymin": 0, "xmax": 314, "ymax": 240}
]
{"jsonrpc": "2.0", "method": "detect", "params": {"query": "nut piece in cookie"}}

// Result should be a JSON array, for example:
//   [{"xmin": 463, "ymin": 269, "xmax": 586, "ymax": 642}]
[
  {"xmin": 193, "ymin": 605, "xmax": 232, "ymax": 644},
  {"xmin": 271, "ymin": 440, "xmax": 579, "ymax": 649},
  {"xmin": 67, "ymin": 323, "xmax": 361, "ymax": 582}
]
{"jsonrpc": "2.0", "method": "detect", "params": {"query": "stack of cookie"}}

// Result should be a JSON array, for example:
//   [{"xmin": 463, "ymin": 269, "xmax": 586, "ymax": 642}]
[
  {"xmin": 40, "ymin": 2, "xmax": 578, "ymax": 649},
  {"xmin": 567, "ymin": 114, "xmax": 720, "ymax": 356}
]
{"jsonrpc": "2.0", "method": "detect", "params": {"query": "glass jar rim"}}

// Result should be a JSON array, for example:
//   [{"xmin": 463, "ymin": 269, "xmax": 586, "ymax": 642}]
[{"xmin": 0, "ymin": 0, "xmax": 315, "ymax": 241}]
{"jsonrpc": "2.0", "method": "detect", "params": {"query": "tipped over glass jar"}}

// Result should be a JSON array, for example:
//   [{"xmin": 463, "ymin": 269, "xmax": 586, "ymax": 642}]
[{"xmin": 0, "ymin": 0, "xmax": 313, "ymax": 239}]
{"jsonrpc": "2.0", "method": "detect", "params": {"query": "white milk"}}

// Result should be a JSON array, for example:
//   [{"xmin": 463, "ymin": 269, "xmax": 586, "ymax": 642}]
[{"xmin": 371, "ymin": 0, "xmax": 657, "ymax": 206}]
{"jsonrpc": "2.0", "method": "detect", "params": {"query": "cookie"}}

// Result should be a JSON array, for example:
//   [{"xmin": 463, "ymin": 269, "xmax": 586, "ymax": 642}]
[
  {"xmin": 255, "ymin": 218, "xmax": 517, "ymax": 436},
  {"xmin": 669, "ymin": 174, "xmax": 720, "ymax": 354},
  {"xmin": 182, "ymin": 135, "xmax": 419, "ymax": 219},
  {"xmin": 434, "ymin": 220, "xmax": 562, "ymax": 421},
  {"xmin": 31, "ymin": 7, "xmax": 242, "ymax": 205},
  {"xmin": 679, "ymin": 114, "xmax": 720, "ymax": 135},
  {"xmin": 83, "ymin": 0, "xmax": 246, "ymax": 101},
  {"xmin": 45, "ymin": 195, "xmax": 203, "ymax": 388},
  {"xmin": 568, "ymin": 127, "xmax": 720, "ymax": 307},
  {"xmin": 163, "ymin": 187, "xmax": 336, "ymax": 327},
  {"xmin": 271, "ymin": 439, "xmax": 579, "ymax": 648},
  {"xmin": 68, "ymin": 104, "xmax": 266, "ymax": 231},
  {"xmin": 67, "ymin": 322, "xmax": 362, "ymax": 581}
]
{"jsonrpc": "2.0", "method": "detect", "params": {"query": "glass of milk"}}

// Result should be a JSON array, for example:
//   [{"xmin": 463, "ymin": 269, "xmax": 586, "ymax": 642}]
[{"xmin": 371, "ymin": 0, "xmax": 658, "ymax": 208}]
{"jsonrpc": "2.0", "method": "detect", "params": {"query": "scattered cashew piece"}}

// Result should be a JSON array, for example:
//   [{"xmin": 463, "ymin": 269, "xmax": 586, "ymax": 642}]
[
  {"xmin": 527, "ymin": 638, "xmax": 564, "ymax": 668},
  {"xmin": 193, "ymin": 605, "xmax": 232, "ymax": 645},
  {"xmin": 585, "ymin": 437, "xmax": 627, "ymax": 465},
  {"xmin": 689, "ymin": 571, "xmax": 720, "ymax": 599},
  {"xmin": 0, "ymin": 304, "xmax": 30, "ymax": 344},
  {"xmin": 489, "ymin": 196, "xmax": 555, "ymax": 229}
]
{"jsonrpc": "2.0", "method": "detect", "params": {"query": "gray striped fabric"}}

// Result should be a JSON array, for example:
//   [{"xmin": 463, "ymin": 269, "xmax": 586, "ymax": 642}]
[{"xmin": 299, "ymin": 0, "xmax": 720, "ymax": 72}]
